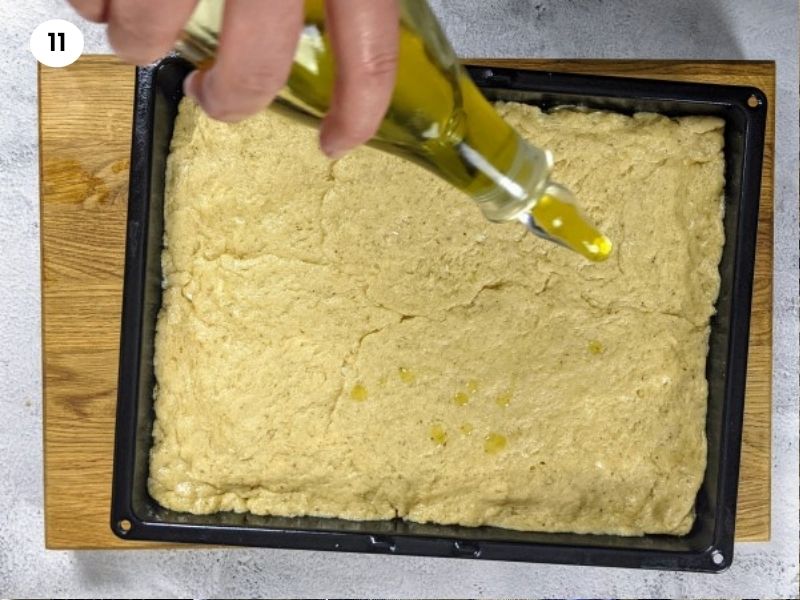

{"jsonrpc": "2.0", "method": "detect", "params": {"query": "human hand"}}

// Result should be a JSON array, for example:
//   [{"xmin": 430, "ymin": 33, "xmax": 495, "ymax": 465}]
[{"xmin": 67, "ymin": 0, "xmax": 399, "ymax": 157}]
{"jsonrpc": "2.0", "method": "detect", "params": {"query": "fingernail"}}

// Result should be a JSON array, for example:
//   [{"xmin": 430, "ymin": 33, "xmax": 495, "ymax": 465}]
[
  {"xmin": 321, "ymin": 137, "xmax": 350, "ymax": 160},
  {"xmin": 183, "ymin": 71, "xmax": 249, "ymax": 122},
  {"xmin": 183, "ymin": 72, "xmax": 199, "ymax": 103}
]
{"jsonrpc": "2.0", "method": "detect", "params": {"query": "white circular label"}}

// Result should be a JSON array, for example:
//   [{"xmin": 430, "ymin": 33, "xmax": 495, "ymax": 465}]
[{"xmin": 30, "ymin": 19, "xmax": 84, "ymax": 68}]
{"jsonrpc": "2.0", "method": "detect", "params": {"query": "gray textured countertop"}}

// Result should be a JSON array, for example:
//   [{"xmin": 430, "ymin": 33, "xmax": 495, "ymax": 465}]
[{"xmin": 1, "ymin": 0, "xmax": 797, "ymax": 597}]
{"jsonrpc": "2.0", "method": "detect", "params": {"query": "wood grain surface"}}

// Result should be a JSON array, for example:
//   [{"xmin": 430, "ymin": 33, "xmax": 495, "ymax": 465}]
[{"xmin": 40, "ymin": 56, "xmax": 773, "ymax": 549}]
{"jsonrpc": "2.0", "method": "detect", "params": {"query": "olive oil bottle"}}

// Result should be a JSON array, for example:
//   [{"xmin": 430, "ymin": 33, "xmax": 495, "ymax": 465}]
[{"xmin": 177, "ymin": 0, "xmax": 612, "ymax": 261}]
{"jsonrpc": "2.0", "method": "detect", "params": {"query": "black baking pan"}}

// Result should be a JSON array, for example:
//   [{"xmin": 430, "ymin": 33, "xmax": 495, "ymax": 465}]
[{"xmin": 112, "ymin": 55, "xmax": 766, "ymax": 572}]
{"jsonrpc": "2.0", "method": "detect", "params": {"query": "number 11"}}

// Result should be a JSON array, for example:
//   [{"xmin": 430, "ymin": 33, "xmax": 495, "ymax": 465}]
[{"xmin": 48, "ymin": 31, "xmax": 65, "ymax": 52}]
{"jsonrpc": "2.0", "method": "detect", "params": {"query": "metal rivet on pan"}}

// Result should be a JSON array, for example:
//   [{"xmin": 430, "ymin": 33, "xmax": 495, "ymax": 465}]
[
  {"xmin": 711, "ymin": 550, "xmax": 725, "ymax": 565},
  {"xmin": 747, "ymin": 94, "xmax": 762, "ymax": 109},
  {"xmin": 117, "ymin": 519, "xmax": 132, "ymax": 535}
]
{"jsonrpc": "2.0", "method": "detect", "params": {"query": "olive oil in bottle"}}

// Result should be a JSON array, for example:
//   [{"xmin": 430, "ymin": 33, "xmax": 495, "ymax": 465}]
[{"xmin": 177, "ymin": 0, "xmax": 612, "ymax": 261}]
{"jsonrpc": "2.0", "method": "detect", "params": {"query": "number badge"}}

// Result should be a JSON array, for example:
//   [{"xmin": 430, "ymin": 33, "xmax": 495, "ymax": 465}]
[{"xmin": 30, "ymin": 19, "xmax": 84, "ymax": 68}]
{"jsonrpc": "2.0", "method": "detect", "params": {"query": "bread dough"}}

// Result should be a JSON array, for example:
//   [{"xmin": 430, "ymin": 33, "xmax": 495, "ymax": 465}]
[{"xmin": 149, "ymin": 99, "xmax": 725, "ymax": 535}]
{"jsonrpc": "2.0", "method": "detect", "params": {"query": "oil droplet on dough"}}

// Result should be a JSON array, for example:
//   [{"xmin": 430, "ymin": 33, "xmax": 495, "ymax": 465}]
[
  {"xmin": 484, "ymin": 432, "xmax": 507, "ymax": 454},
  {"xmin": 399, "ymin": 367, "xmax": 415, "ymax": 384},
  {"xmin": 495, "ymin": 391, "xmax": 512, "ymax": 407},
  {"xmin": 349, "ymin": 383, "xmax": 368, "ymax": 402},
  {"xmin": 459, "ymin": 422, "xmax": 474, "ymax": 436},
  {"xmin": 453, "ymin": 391, "xmax": 470, "ymax": 406},
  {"xmin": 466, "ymin": 379, "xmax": 479, "ymax": 394},
  {"xmin": 430, "ymin": 424, "xmax": 447, "ymax": 446},
  {"xmin": 588, "ymin": 340, "xmax": 605, "ymax": 355}
]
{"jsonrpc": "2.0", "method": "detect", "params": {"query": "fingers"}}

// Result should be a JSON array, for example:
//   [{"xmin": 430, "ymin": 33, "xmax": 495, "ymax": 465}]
[
  {"xmin": 106, "ymin": 0, "xmax": 199, "ymax": 64},
  {"xmin": 320, "ymin": 0, "xmax": 399, "ymax": 158},
  {"xmin": 90, "ymin": 0, "xmax": 399, "ymax": 151},
  {"xmin": 67, "ymin": 0, "xmax": 110, "ymax": 22},
  {"xmin": 184, "ymin": 0, "xmax": 304, "ymax": 122}
]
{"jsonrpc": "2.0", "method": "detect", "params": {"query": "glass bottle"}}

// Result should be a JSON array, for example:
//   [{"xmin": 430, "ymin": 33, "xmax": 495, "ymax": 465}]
[{"xmin": 176, "ymin": 0, "xmax": 612, "ymax": 261}]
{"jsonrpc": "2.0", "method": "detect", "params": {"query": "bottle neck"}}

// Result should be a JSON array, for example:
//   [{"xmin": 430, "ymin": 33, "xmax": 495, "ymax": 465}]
[{"xmin": 459, "ymin": 134, "xmax": 553, "ymax": 222}]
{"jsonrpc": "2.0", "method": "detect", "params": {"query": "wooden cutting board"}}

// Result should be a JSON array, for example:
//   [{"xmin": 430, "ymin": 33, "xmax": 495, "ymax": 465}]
[{"xmin": 40, "ymin": 56, "xmax": 774, "ymax": 549}]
